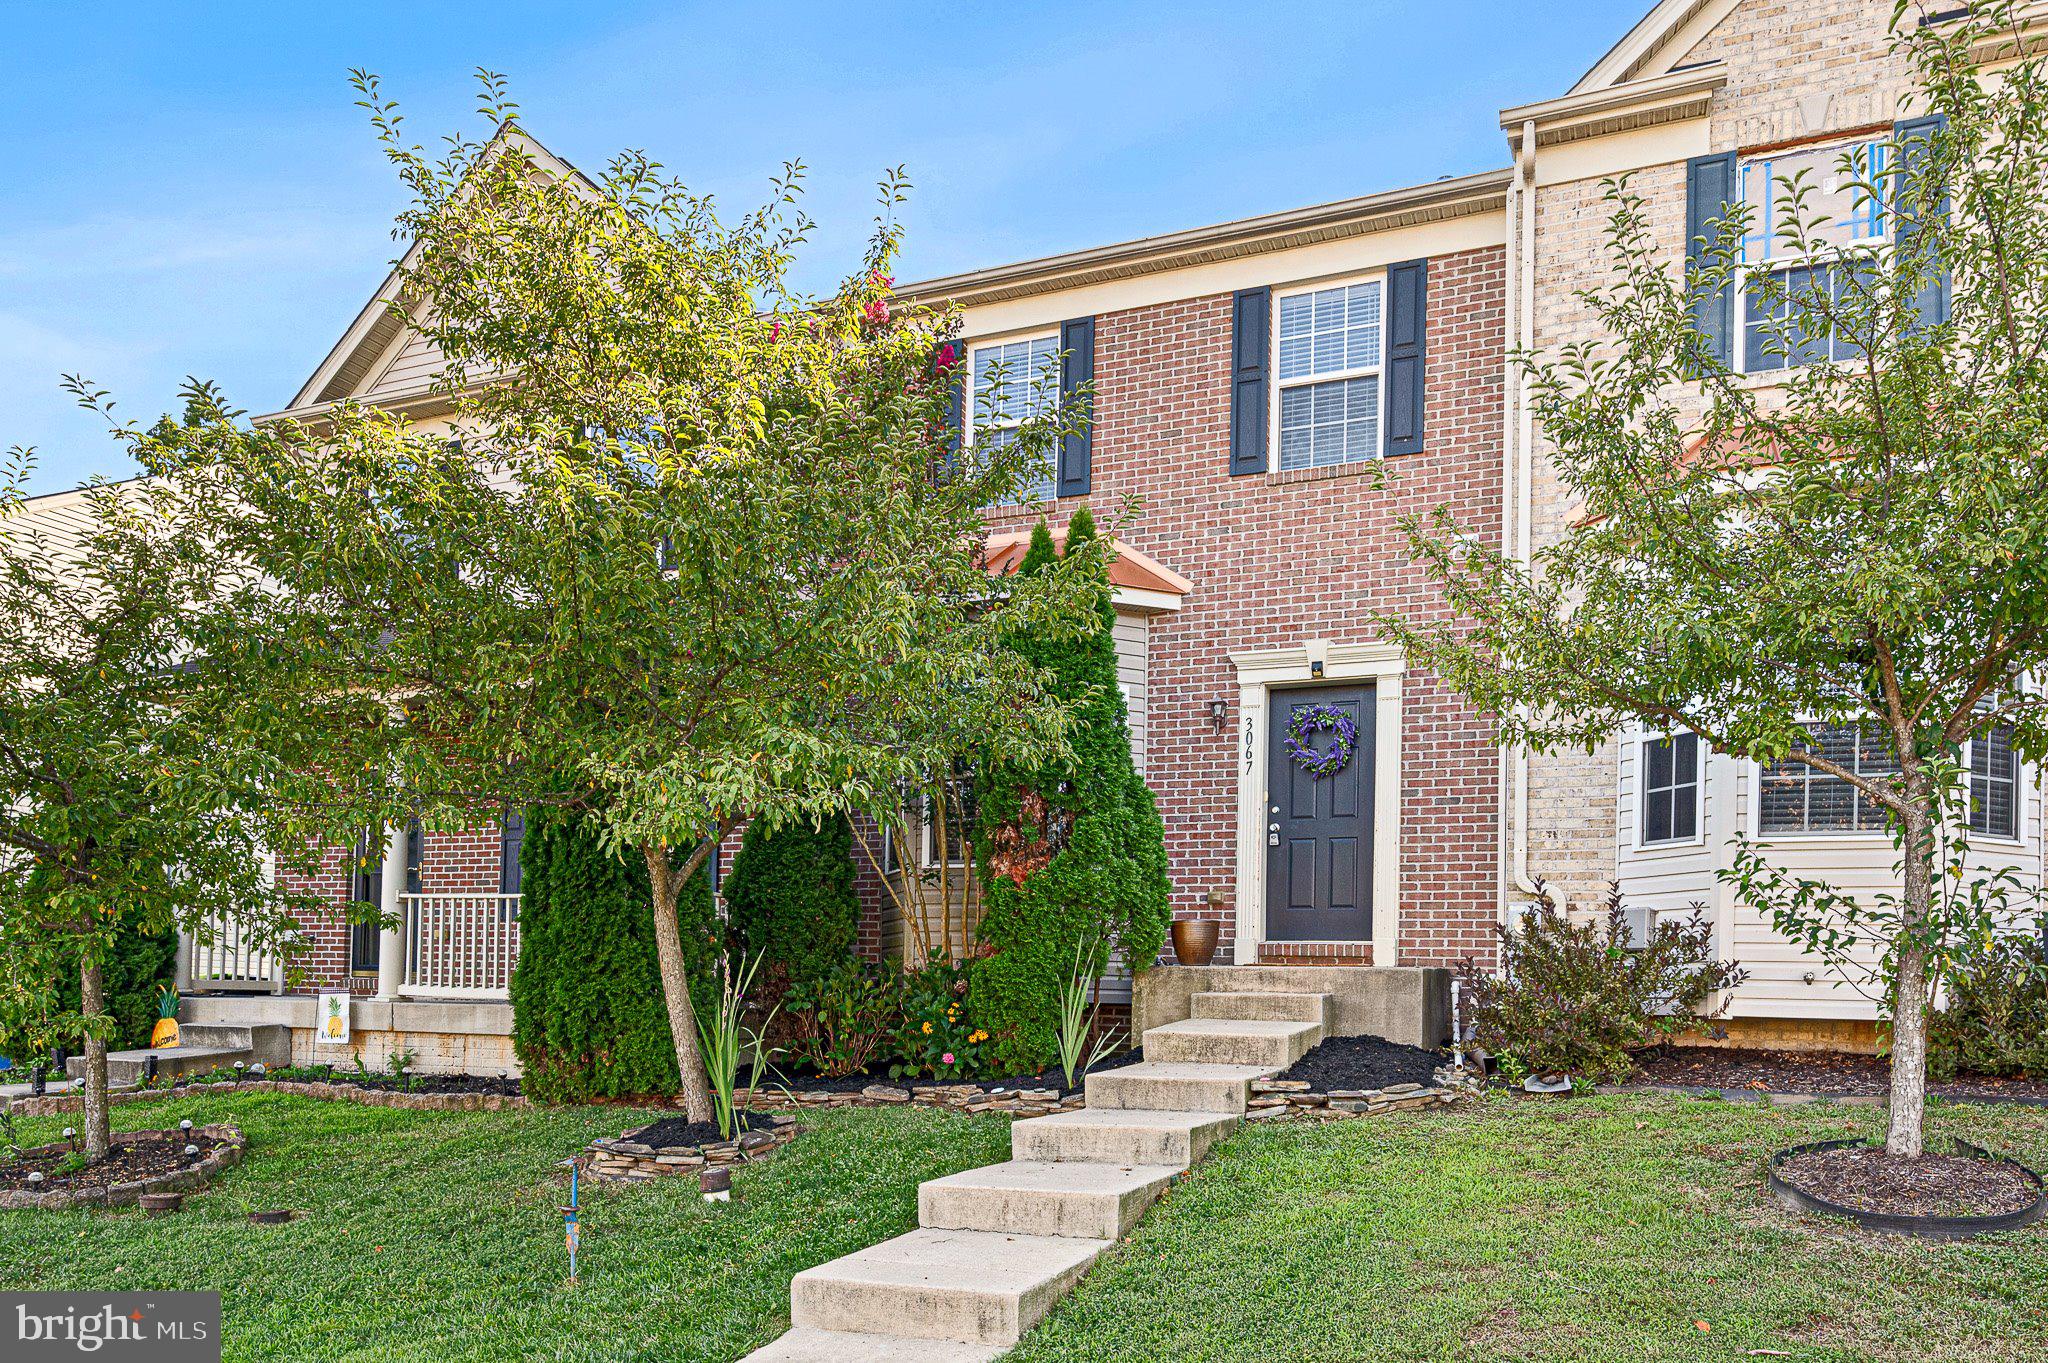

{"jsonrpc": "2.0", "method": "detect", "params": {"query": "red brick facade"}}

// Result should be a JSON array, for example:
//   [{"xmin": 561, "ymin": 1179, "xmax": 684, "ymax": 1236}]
[
  {"xmin": 854, "ymin": 245, "xmax": 1508, "ymax": 972},
  {"xmin": 275, "ymin": 248, "xmax": 1506, "ymax": 990},
  {"xmin": 280, "ymin": 825, "xmax": 508, "ymax": 992}
]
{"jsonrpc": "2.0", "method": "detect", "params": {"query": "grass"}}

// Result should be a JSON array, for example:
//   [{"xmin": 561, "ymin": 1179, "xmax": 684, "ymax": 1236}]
[
  {"xmin": 2, "ymin": 1091, "xmax": 2044, "ymax": 1361},
  {"xmin": 1011, "ymin": 1092, "xmax": 2048, "ymax": 1363},
  {"xmin": 0, "ymin": 1092, "xmax": 1010, "ymax": 1363}
]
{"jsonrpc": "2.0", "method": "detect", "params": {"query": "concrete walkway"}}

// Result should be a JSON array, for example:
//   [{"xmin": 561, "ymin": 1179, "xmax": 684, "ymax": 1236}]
[{"xmin": 741, "ymin": 989, "xmax": 1331, "ymax": 1361}]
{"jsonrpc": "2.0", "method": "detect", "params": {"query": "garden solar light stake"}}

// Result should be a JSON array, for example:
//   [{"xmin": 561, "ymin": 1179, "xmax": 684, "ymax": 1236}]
[{"xmin": 558, "ymin": 1159, "xmax": 580, "ymax": 1282}]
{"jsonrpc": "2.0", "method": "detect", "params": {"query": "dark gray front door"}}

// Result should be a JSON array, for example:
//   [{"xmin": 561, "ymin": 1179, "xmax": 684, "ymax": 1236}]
[{"xmin": 1265, "ymin": 685, "xmax": 1374, "ymax": 942}]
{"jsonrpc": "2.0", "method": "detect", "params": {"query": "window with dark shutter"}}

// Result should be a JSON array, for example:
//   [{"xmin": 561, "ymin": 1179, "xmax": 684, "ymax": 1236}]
[
  {"xmin": 1057, "ymin": 316, "xmax": 1094, "ymax": 498},
  {"xmin": 1229, "ymin": 287, "xmax": 1271, "ymax": 476},
  {"xmin": 1384, "ymin": 258, "xmax": 1427, "ymax": 456},
  {"xmin": 500, "ymin": 808, "xmax": 525, "ymax": 899},
  {"xmin": 349, "ymin": 830, "xmax": 382, "ymax": 974},
  {"xmin": 404, "ymin": 817, "xmax": 423, "ymax": 895},
  {"xmin": 1641, "ymin": 733, "xmax": 1700, "ymax": 844},
  {"xmin": 1894, "ymin": 114, "xmax": 1951, "ymax": 332},
  {"xmin": 1686, "ymin": 151, "xmax": 1738, "ymax": 370}
]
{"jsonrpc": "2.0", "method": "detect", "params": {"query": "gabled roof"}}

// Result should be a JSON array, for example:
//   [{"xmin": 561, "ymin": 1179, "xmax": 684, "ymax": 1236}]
[
  {"xmin": 1573, "ymin": 0, "xmax": 1739, "ymax": 93},
  {"xmin": 983, "ymin": 528, "xmax": 1191, "ymax": 614},
  {"xmin": 285, "ymin": 123, "xmax": 597, "ymax": 414}
]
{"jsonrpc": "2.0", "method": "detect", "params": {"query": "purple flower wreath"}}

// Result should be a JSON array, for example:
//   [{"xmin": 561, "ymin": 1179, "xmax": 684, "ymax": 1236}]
[{"xmin": 1283, "ymin": 703, "xmax": 1357, "ymax": 778}]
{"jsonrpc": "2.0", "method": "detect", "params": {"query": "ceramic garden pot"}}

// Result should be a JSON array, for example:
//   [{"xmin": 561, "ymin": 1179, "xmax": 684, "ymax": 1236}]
[{"xmin": 1170, "ymin": 918, "xmax": 1220, "ymax": 967}]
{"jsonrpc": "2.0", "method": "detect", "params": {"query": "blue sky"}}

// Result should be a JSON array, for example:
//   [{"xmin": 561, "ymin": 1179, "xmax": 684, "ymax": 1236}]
[{"xmin": 1, "ymin": 1, "xmax": 1647, "ymax": 492}]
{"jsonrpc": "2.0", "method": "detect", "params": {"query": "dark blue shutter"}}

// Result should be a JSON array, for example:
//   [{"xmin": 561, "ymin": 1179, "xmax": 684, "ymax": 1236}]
[
  {"xmin": 404, "ymin": 817, "xmax": 423, "ymax": 895},
  {"xmin": 499, "ymin": 808, "xmax": 524, "ymax": 897},
  {"xmin": 1057, "ymin": 316, "xmax": 1094, "ymax": 498},
  {"xmin": 1384, "ymin": 259, "xmax": 1428, "ymax": 457},
  {"xmin": 942, "ymin": 341, "xmax": 966, "ymax": 479},
  {"xmin": 1894, "ymin": 114, "xmax": 1950, "ymax": 331},
  {"xmin": 1686, "ymin": 151, "xmax": 1739, "ymax": 369},
  {"xmin": 1229, "ymin": 287, "xmax": 1270, "ymax": 476}
]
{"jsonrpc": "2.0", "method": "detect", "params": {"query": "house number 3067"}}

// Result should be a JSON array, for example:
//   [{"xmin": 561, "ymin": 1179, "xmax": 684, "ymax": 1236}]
[{"xmin": 1243, "ymin": 714, "xmax": 1255, "ymax": 774}]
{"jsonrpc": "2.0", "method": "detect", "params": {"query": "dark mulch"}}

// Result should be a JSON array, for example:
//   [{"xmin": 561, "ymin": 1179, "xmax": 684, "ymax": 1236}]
[
  {"xmin": 1274, "ymin": 1035, "xmax": 1445, "ymax": 1092},
  {"xmin": 758, "ymin": 1048, "xmax": 1144, "ymax": 1099},
  {"xmin": 1777, "ymin": 1144, "xmax": 2041, "ymax": 1218},
  {"xmin": 167, "ymin": 1068, "xmax": 522, "ymax": 1097},
  {"xmin": 622, "ymin": 1110, "xmax": 777, "ymax": 1150},
  {"xmin": 0, "ymin": 1134, "xmax": 233, "ymax": 1194},
  {"xmin": 1632, "ymin": 1046, "xmax": 2048, "ymax": 1104}
]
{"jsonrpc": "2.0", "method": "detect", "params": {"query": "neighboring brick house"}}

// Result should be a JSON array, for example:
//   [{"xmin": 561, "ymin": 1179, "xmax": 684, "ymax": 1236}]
[{"xmin": 161, "ymin": 0, "xmax": 2027, "ymax": 1067}]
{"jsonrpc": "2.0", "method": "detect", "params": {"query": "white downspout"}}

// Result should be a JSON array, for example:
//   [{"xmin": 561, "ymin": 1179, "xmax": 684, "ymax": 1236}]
[{"xmin": 1508, "ymin": 118, "xmax": 1542, "ymax": 906}]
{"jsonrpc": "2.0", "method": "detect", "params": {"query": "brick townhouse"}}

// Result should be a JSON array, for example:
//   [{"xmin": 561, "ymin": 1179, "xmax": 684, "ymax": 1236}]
[{"xmin": 147, "ymin": 0, "xmax": 2028, "ymax": 1066}]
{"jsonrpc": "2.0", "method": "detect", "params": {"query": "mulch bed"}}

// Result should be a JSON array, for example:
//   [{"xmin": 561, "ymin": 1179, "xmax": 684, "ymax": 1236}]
[
  {"xmin": 623, "ymin": 1110, "xmax": 778, "ymax": 1150},
  {"xmin": 1273, "ymin": 1035, "xmax": 1446, "ymax": 1092},
  {"xmin": 172, "ymin": 1069, "xmax": 523, "ymax": 1098},
  {"xmin": 1776, "ymin": 1143, "xmax": 2040, "ymax": 1218},
  {"xmin": 759, "ymin": 1048, "xmax": 1143, "ymax": 1100},
  {"xmin": 1632, "ymin": 1046, "xmax": 2048, "ymax": 1104},
  {"xmin": 0, "ymin": 1133, "xmax": 234, "ymax": 1195}
]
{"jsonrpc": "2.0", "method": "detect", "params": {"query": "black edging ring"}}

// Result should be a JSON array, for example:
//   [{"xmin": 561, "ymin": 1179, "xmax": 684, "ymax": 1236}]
[{"xmin": 1767, "ymin": 1137, "xmax": 2047, "ymax": 1240}]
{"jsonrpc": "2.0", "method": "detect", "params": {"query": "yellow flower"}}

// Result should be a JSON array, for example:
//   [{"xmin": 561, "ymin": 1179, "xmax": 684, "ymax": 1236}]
[{"xmin": 921, "ymin": 1022, "xmax": 932, "ymax": 1035}]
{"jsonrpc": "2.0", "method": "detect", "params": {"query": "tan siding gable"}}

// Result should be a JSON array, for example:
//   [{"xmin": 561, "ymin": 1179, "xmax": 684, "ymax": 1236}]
[{"xmin": 360, "ymin": 321, "xmax": 450, "ymax": 403}]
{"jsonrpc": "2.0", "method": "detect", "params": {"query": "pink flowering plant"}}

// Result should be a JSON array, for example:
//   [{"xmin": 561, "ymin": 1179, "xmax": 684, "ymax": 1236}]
[{"xmin": 890, "ymin": 960, "xmax": 989, "ymax": 1080}]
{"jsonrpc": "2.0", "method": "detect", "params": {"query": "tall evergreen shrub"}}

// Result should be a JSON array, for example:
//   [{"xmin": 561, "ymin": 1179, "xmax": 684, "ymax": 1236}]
[
  {"xmin": 722, "ymin": 812, "xmax": 859, "ymax": 995},
  {"xmin": 971, "ymin": 507, "xmax": 1171, "ymax": 1071},
  {"xmin": 509, "ymin": 807, "xmax": 718, "ymax": 1102}
]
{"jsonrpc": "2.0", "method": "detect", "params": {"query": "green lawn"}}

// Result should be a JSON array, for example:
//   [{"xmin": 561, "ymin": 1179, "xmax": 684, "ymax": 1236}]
[
  {"xmin": 0, "ymin": 1092, "xmax": 1011, "ymax": 1363},
  {"xmin": 1013, "ymin": 1093, "xmax": 2048, "ymax": 1363},
  {"xmin": 2, "ymin": 1091, "xmax": 2044, "ymax": 1362}
]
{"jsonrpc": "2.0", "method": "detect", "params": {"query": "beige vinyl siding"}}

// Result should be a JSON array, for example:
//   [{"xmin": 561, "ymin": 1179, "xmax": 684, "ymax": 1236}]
[
  {"xmin": 1113, "ymin": 612, "xmax": 1148, "ymax": 775},
  {"xmin": 1615, "ymin": 733, "xmax": 2045, "ymax": 1021},
  {"xmin": 361, "ymin": 325, "xmax": 450, "ymax": 402}
]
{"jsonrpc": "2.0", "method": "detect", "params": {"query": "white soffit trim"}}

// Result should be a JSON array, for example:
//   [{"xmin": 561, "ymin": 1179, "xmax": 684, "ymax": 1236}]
[{"xmin": 1504, "ymin": 62, "xmax": 1727, "ymax": 151}]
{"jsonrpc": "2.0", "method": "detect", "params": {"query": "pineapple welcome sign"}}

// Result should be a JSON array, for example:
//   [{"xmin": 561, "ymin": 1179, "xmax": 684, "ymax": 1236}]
[{"xmin": 317, "ymin": 990, "xmax": 352, "ymax": 1045}]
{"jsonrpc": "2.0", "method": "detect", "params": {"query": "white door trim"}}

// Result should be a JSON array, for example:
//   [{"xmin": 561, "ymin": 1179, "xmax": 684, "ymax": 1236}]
[{"xmin": 1230, "ymin": 639, "xmax": 1405, "ymax": 966}]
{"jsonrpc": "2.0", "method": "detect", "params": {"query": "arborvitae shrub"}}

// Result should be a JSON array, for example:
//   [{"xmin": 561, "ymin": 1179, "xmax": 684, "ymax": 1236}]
[
  {"xmin": 971, "ymin": 507, "xmax": 1171, "ymax": 1072},
  {"xmin": 722, "ymin": 812, "xmax": 859, "ymax": 998},
  {"xmin": 509, "ymin": 807, "xmax": 717, "ymax": 1102}
]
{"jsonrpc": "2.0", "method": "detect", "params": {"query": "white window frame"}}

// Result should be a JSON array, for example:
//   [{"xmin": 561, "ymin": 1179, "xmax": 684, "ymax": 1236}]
[
  {"xmin": 1750, "ymin": 720, "xmax": 1898, "ymax": 843},
  {"xmin": 1734, "ymin": 135, "xmax": 1892, "ymax": 376},
  {"xmin": 1268, "ymin": 271, "xmax": 1388, "ymax": 473},
  {"xmin": 967, "ymin": 331, "xmax": 1062, "ymax": 506},
  {"xmin": 1636, "ymin": 731, "xmax": 1706, "ymax": 849},
  {"xmin": 1964, "ymin": 722, "xmax": 2027, "ymax": 847}
]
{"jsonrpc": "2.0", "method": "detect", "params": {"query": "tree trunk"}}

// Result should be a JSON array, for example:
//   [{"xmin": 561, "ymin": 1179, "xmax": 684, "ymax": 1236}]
[
  {"xmin": 80, "ymin": 954, "xmax": 111, "ymax": 1161},
  {"xmin": 1887, "ymin": 800, "xmax": 1935, "ymax": 1159},
  {"xmin": 644, "ymin": 845, "xmax": 713, "ymax": 1124}
]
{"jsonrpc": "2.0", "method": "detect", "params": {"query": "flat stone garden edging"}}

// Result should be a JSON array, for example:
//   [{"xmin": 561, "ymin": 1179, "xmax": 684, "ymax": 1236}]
[
  {"xmin": 5, "ymin": 1079, "xmax": 528, "ymax": 1119},
  {"xmin": 736, "ymin": 1082, "xmax": 1089, "ymax": 1117},
  {"xmin": 583, "ymin": 1113, "xmax": 802, "ymax": 1183},
  {"xmin": 1246, "ymin": 1071, "xmax": 1475, "ymax": 1121},
  {"xmin": 0, "ymin": 1124, "xmax": 245, "ymax": 1211}
]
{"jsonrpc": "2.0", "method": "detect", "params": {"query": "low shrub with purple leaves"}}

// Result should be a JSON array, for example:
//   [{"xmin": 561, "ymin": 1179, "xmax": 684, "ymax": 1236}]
[{"xmin": 1461, "ymin": 881, "xmax": 1745, "ymax": 1084}]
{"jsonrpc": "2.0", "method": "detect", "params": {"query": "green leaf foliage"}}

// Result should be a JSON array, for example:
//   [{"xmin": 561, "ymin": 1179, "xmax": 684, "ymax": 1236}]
[
  {"xmin": 721, "ymin": 813, "xmax": 859, "ymax": 997},
  {"xmin": 971, "ymin": 507, "xmax": 1171, "ymax": 1072},
  {"xmin": 509, "ymin": 807, "xmax": 716, "ymax": 1102}
]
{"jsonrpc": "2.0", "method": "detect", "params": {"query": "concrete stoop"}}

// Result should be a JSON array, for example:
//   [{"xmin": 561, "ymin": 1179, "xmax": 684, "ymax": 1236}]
[{"xmin": 741, "ymin": 990, "xmax": 1332, "ymax": 1361}]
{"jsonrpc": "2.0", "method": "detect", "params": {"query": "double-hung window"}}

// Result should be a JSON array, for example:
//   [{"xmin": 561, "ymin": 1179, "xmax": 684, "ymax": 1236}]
[
  {"xmin": 1758, "ymin": 723, "xmax": 1897, "ymax": 835},
  {"xmin": 1274, "ymin": 277, "xmax": 1384, "ymax": 471},
  {"xmin": 1640, "ymin": 733, "xmax": 1701, "ymax": 845},
  {"xmin": 1968, "ymin": 721, "xmax": 2021, "ymax": 841},
  {"xmin": 1737, "ymin": 137, "xmax": 1889, "ymax": 373},
  {"xmin": 971, "ymin": 335, "xmax": 1061, "ymax": 503}
]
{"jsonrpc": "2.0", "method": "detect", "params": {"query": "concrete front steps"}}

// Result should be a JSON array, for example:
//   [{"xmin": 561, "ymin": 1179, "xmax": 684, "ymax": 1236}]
[
  {"xmin": 63, "ymin": 1023, "xmax": 291, "ymax": 1087},
  {"xmin": 741, "ymin": 990, "xmax": 1330, "ymax": 1361}
]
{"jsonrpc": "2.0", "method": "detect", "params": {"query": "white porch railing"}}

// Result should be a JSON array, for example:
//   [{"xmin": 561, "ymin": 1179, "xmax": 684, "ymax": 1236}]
[
  {"xmin": 401, "ymin": 893, "xmax": 522, "ymax": 998},
  {"xmin": 184, "ymin": 912, "xmax": 282, "ymax": 993}
]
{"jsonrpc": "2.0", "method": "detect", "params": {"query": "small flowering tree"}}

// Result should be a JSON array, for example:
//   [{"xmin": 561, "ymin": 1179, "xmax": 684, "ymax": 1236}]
[
  {"xmin": 1384, "ymin": 4, "xmax": 2048, "ymax": 1158},
  {"xmin": 138, "ymin": 76, "xmax": 1106, "ymax": 1123}
]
